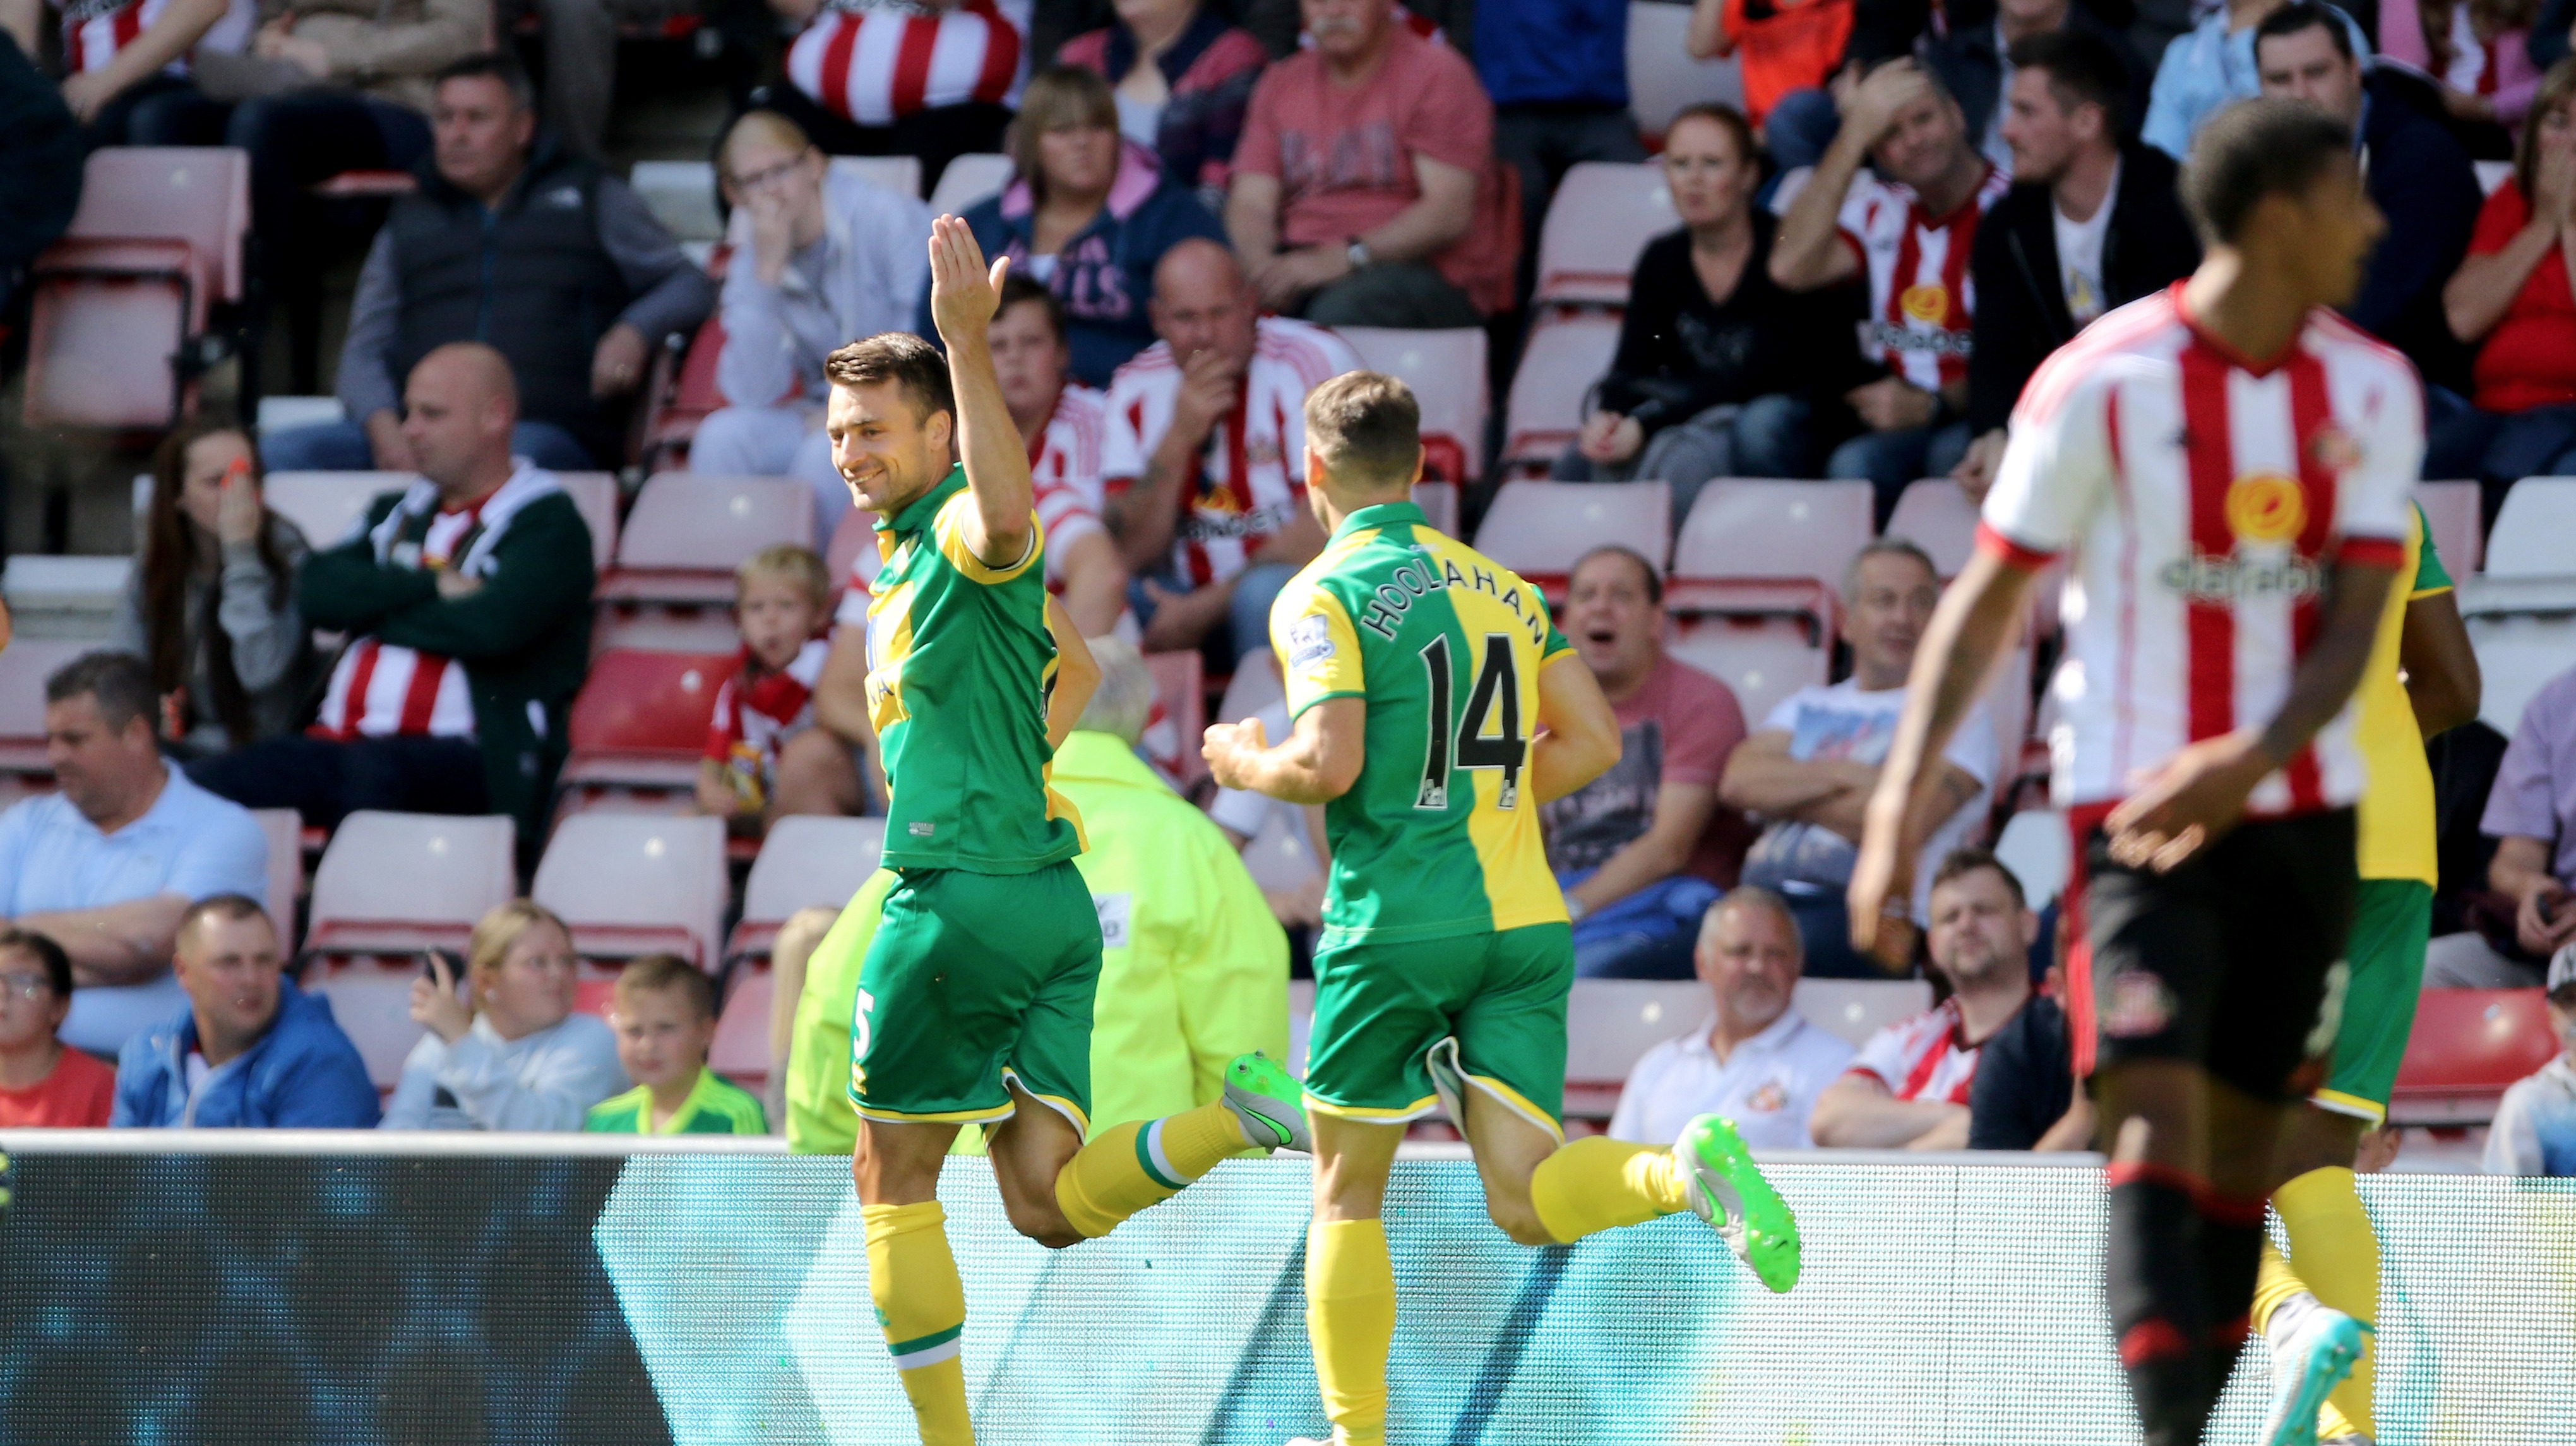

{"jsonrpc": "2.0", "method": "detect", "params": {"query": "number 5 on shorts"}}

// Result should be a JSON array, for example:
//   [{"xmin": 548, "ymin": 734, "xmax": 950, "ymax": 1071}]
[{"xmin": 849, "ymin": 986, "xmax": 878, "ymax": 1094}]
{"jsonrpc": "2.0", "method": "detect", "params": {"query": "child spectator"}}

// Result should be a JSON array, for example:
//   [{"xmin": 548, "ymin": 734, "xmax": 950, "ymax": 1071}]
[
  {"xmin": 382, "ymin": 900, "xmax": 625, "ymax": 1130},
  {"xmin": 2485, "ymin": 945, "xmax": 2576, "ymax": 1174},
  {"xmin": 697, "ymin": 545, "xmax": 837, "ymax": 832},
  {"xmin": 585, "ymin": 955, "xmax": 768, "ymax": 1135},
  {"xmin": 0, "ymin": 928, "xmax": 116, "ymax": 1128}
]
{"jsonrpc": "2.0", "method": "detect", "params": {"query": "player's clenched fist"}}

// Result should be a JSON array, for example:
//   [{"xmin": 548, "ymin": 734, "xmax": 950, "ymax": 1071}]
[
  {"xmin": 1202, "ymin": 717, "xmax": 1268, "ymax": 790},
  {"xmin": 927, "ymin": 213, "xmax": 1008, "ymax": 345}
]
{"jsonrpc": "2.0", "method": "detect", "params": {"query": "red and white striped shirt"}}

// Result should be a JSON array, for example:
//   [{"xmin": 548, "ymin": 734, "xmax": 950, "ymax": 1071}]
[
  {"xmin": 313, "ymin": 466, "xmax": 565, "ymax": 743},
  {"xmin": 56, "ymin": 0, "xmax": 251, "ymax": 75},
  {"xmin": 1836, "ymin": 165, "xmax": 2010, "ymax": 392},
  {"xmin": 1031, "ymin": 383, "xmax": 1108, "ymax": 584},
  {"xmin": 1979, "ymin": 287, "xmax": 2420, "ymax": 815},
  {"xmin": 785, "ymin": 0, "xmax": 1029, "ymax": 128},
  {"xmin": 703, "ymin": 638, "xmax": 830, "ymax": 806},
  {"xmin": 1101, "ymin": 316, "xmax": 1359, "ymax": 587},
  {"xmin": 1847, "ymin": 998, "xmax": 1983, "ymax": 1105}
]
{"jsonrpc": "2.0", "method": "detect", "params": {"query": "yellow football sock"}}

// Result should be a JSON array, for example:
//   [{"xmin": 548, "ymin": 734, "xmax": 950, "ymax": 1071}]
[
  {"xmin": 1054, "ymin": 1102, "xmax": 1248, "ymax": 1238},
  {"xmin": 1527, "ymin": 1135, "xmax": 1690, "ymax": 1244},
  {"xmin": 863, "ymin": 1201, "xmax": 974, "ymax": 1446},
  {"xmin": 2275, "ymin": 1166, "xmax": 2379, "ymax": 1438},
  {"xmin": 1307, "ymin": 1218, "xmax": 1397, "ymax": 1446}
]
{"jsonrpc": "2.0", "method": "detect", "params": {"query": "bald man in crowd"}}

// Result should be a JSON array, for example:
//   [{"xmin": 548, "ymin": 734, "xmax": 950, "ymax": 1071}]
[
  {"xmin": 191, "ymin": 343, "xmax": 597, "ymax": 852},
  {"xmin": 1100, "ymin": 238, "xmax": 1360, "ymax": 663}
]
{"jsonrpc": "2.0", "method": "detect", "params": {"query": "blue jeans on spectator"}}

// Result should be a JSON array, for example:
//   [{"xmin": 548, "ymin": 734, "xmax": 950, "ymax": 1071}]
[
  {"xmin": 2421, "ymin": 391, "xmax": 2576, "ymax": 525},
  {"xmin": 1128, "ymin": 560, "xmax": 1299, "ymax": 670},
  {"xmin": 1553, "ymin": 395, "xmax": 1814, "ymax": 522},
  {"xmin": 1565, "ymin": 869, "xmax": 1724, "ymax": 979},
  {"xmin": 189, "ymin": 733, "xmax": 489, "ymax": 835},
  {"xmin": 1828, "ymin": 417, "xmax": 1975, "ymax": 525},
  {"xmin": 261, "ymin": 417, "xmax": 598, "ymax": 474}
]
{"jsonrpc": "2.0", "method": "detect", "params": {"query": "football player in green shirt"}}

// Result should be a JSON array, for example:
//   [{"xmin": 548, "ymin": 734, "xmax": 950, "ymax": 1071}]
[
  {"xmin": 1205, "ymin": 373, "xmax": 1802, "ymax": 1446},
  {"xmin": 835, "ymin": 218, "xmax": 1309, "ymax": 1446}
]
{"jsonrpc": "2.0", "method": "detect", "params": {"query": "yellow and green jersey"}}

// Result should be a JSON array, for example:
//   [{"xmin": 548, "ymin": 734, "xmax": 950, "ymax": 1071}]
[
  {"xmin": 1270, "ymin": 499, "xmax": 1575, "ymax": 946},
  {"xmin": 583, "ymin": 1067, "xmax": 768, "ymax": 1135},
  {"xmin": 866, "ymin": 464, "xmax": 1083, "ymax": 873},
  {"xmin": 2354, "ymin": 501, "xmax": 2452, "ymax": 886}
]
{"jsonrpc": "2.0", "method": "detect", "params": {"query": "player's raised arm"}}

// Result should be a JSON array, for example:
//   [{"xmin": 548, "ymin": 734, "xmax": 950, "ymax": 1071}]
[
  {"xmin": 1529, "ymin": 652, "xmax": 1621, "ymax": 804},
  {"xmin": 926, "ymin": 215, "xmax": 1034, "ymax": 568},
  {"xmin": 1203, "ymin": 698, "xmax": 1365, "ymax": 804}
]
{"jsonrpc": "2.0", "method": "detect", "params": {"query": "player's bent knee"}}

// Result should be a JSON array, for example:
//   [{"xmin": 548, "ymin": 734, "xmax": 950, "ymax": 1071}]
[{"xmin": 1001, "ymin": 1197, "xmax": 1085, "ymax": 1250}]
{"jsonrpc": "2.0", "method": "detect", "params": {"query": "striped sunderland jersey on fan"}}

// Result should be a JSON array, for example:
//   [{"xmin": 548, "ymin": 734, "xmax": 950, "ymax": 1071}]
[
  {"xmin": 1270, "ymin": 501, "xmax": 1573, "ymax": 945},
  {"xmin": 785, "ymin": 0, "xmax": 1029, "ymax": 127},
  {"xmin": 1978, "ymin": 284, "xmax": 2421, "ymax": 816},
  {"xmin": 54, "ymin": 0, "xmax": 253, "ymax": 75},
  {"xmin": 1835, "ymin": 165, "xmax": 2011, "ymax": 393}
]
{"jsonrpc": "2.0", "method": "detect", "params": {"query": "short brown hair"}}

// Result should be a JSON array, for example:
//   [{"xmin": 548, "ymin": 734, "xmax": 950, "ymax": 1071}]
[
  {"xmin": 1664, "ymin": 103, "xmax": 1755, "ymax": 165},
  {"xmin": 737, "ymin": 543, "xmax": 831, "ymax": 612},
  {"xmin": 176, "ymin": 893, "xmax": 275, "ymax": 952},
  {"xmin": 613, "ymin": 952, "xmax": 717, "ymax": 1021},
  {"xmin": 1303, "ymin": 371, "xmax": 1421, "ymax": 493},
  {"xmin": 1930, "ymin": 847, "xmax": 2026, "ymax": 909},
  {"xmin": 1010, "ymin": 66, "xmax": 1118, "ymax": 204},
  {"xmin": 824, "ymin": 333, "xmax": 956, "ymax": 426},
  {"xmin": 998, "ymin": 272, "xmax": 1067, "ymax": 345},
  {"xmin": 0, "ymin": 928, "xmax": 74, "ymax": 998}
]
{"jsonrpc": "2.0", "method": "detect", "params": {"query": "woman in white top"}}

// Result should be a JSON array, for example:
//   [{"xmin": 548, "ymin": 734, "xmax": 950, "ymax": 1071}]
[{"xmin": 381, "ymin": 900, "xmax": 627, "ymax": 1130}]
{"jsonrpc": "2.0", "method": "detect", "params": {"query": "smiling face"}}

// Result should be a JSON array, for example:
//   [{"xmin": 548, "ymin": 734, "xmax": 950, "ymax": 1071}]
[
  {"xmin": 827, "ymin": 378, "xmax": 956, "ymax": 516},
  {"xmin": 1873, "ymin": 83, "xmax": 1973, "ymax": 195},
  {"xmin": 1842, "ymin": 547, "xmax": 1940, "ymax": 690},
  {"xmin": 1699, "ymin": 898, "xmax": 1801, "ymax": 1039}
]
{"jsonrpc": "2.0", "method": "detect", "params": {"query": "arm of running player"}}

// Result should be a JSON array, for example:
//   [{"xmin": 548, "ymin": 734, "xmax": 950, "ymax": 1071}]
[
  {"xmin": 1530, "ymin": 652, "xmax": 1623, "ymax": 804},
  {"xmin": 1203, "ymin": 697, "xmax": 1366, "ymax": 803},
  {"xmin": 1850, "ymin": 546, "xmax": 2036, "ymax": 953},
  {"xmin": 926, "ymin": 215, "xmax": 1034, "ymax": 569},
  {"xmin": 2104, "ymin": 556, "xmax": 2399, "ymax": 872},
  {"xmin": 1809, "ymin": 1073, "xmax": 1970, "ymax": 1149},
  {"xmin": 1044, "ymin": 597, "xmax": 1098, "ymax": 753},
  {"xmin": 2400, "ymin": 585, "xmax": 2481, "ymax": 739}
]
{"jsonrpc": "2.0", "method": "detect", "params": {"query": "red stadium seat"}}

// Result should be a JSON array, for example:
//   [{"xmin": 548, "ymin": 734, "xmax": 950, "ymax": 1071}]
[
  {"xmin": 640, "ymin": 244, "xmax": 732, "ymax": 469},
  {"xmin": 2389, "ymin": 988, "xmax": 2559, "ymax": 1126},
  {"xmin": 25, "ymin": 147, "xmax": 249, "ymax": 430},
  {"xmin": 1532, "ymin": 163, "xmax": 1676, "ymax": 309},
  {"xmin": 1669, "ymin": 480, "xmax": 1873, "ymax": 637},
  {"xmin": 532, "ymin": 813, "xmax": 730, "ymax": 967},
  {"xmin": 1336, "ymin": 326, "xmax": 1488, "ymax": 484},
  {"xmin": 599, "ymin": 471, "xmax": 814, "ymax": 606},
  {"xmin": 727, "ymin": 815, "xmax": 886, "ymax": 962},
  {"xmin": 0, "ymin": 638, "xmax": 83, "ymax": 775},
  {"xmin": 559, "ymin": 650, "xmax": 734, "ymax": 823},
  {"xmin": 1473, "ymin": 479, "xmax": 1671, "ymax": 598},
  {"xmin": 1501, "ymin": 315, "xmax": 1620, "ymax": 473}
]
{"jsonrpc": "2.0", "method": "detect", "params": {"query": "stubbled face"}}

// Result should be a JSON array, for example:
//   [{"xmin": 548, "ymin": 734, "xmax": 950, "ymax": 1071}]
[
  {"xmin": 177, "ymin": 431, "xmax": 255, "ymax": 537},
  {"xmin": 1700, "ymin": 902, "xmax": 1800, "ymax": 1036},
  {"xmin": 611, "ymin": 984, "xmax": 717, "ymax": 1090},
  {"xmin": 431, "ymin": 76, "xmax": 534, "ymax": 199},
  {"xmin": 479, "ymin": 921, "xmax": 580, "ymax": 1039},
  {"xmin": 176, "ymin": 912, "xmax": 285, "ymax": 1046},
  {"xmin": 1561, "ymin": 553, "xmax": 1661, "ymax": 685},
  {"xmin": 1873, "ymin": 87, "xmax": 1973, "ymax": 194},
  {"xmin": 2000, "ymin": 68, "xmax": 2085, "ymax": 189},
  {"xmin": 736, "ymin": 573, "xmax": 823, "ymax": 672},
  {"xmin": 1661, "ymin": 114, "xmax": 1756, "ymax": 230},
  {"xmin": 1926, "ymin": 866, "xmax": 2034, "ymax": 989},
  {"xmin": 990, "ymin": 299, "xmax": 1071, "ymax": 421},
  {"xmin": 1842, "ymin": 551, "xmax": 1940, "ymax": 686},
  {"xmin": 828, "ymin": 380, "xmax": 955, "ymax": 515}
]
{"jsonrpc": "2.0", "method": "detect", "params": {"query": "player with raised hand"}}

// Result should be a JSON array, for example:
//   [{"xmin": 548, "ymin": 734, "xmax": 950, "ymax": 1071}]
[
  {"xmin": 1851, "ymin": 99, "xmax": 2418, "ymax": 1446},
  {"xmin": 1205, "ymin": 372, "xmax": 1801, "ymax": 1446},
  {"xmin": 838, "ymin": 217, "xmax": 1311, "ymax": 1446}
]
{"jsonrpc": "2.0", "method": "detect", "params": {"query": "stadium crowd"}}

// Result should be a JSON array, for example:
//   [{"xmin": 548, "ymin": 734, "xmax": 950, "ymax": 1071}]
[{"xmin": 1, "ymin": 0, "xmax": 2574, "ymax": 1176}]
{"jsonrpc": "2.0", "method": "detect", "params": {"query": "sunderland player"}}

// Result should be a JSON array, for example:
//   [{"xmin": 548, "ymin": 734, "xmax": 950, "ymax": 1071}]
[
  {"xmin": 839, "ymin": 218, "xmax": 1309, "ymax": 1446},
  {"xmin": 1849, "ymin": 100, "xmax": 2418, "ymax": 1446},
  {"xmin": 2250, "ymin": 500, "xmax": 2478, "ymax": 1446},
  {"xmin": 1204, "ymin": 373, "xmax": 1800, "ymax": 1446}
]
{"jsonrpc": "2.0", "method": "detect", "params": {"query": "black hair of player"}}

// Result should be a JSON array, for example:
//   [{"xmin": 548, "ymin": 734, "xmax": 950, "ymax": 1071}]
[{"xmin": 2178, "ymin": 97, "xmax": 2354, "ymax": 248}]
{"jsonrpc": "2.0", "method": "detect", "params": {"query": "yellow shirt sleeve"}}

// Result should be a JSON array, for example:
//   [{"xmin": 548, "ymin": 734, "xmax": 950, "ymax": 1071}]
[
  {"xmin": 932, "ymin": 492, "xmax": 1043, "ymax": 585},
  {"xmin": 1273, "ymin": 577, "xmax": 1365, "ymax": 720}
]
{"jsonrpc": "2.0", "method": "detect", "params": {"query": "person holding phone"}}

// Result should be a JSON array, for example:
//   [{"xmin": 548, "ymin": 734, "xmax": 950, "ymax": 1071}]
[{"xmin": 380, "ymin": 900, "xmax": 625, "ymax": 1131}]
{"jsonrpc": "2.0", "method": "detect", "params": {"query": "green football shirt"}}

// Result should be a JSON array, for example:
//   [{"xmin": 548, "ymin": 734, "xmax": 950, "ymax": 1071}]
[
  {"xmin": 583, "ymin": 1067, "xmax": 768, "ymax": 1135},
  {"xmin": 1268, "ymin": 500, "xmax": 1575, "ymax": 946},
  {"xmin": 866, "ymin": 464, "xmax": 1083, "ymax": 873}
]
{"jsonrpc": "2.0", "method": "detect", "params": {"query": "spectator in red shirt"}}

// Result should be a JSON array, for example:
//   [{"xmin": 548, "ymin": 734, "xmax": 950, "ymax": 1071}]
[
  {"xmin": 1224, "ymin": 0, "xmax": 1515, "ymax": 328},
  {"xmin": 1539, "ymin": 546, "xmax": 1754, "ymax": 979},
  {"xmin": 2436, "ymin": 59, "xmax": 2576, "ymax": 519},
  {"xmin": 698, "ymin": 544, "xmax": 852, "ymax": 833},
  {"xmin": 0, "ymin": 928, "xmax": 116, "ymax": 1128}
]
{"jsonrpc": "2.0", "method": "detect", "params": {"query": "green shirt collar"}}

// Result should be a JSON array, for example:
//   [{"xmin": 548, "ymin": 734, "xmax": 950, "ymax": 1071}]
[
  {"xmin": 1332, "ymin": 499, "xmax": 1424, "ymax": 541},
  {"xmin": 880, "ymin": 464, "xmax": 969, "ymax": 539}
]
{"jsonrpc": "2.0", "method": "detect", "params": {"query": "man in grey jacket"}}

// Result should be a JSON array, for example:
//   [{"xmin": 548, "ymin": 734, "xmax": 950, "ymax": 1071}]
[
  {"xmin": 261, "ymin": 54, "xmax": 715, "ymax": 473},
  {"xmin": 689, "ymin": 107, "xmax": 932, "ymax": 536}
]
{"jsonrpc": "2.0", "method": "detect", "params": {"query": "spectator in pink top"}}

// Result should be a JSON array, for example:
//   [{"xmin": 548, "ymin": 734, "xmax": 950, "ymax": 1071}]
[
  {"xmin": 1056, "ymin": 0, "xmax": 1268, "ymax": 206},
  {"xmin": 1539, "ymin": 546, "xmax": 1754, "ymax": 979},
  {"xmin": 1224, "ymin": 0, "xmax": 1515, "ymax": 328}
]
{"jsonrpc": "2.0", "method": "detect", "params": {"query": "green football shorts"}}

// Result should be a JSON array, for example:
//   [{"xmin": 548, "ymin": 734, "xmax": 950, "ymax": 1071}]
[
  {"xmin": 2314, "ymin": 878, "xmax": 2432, "ymax": 1125},
  {"xmin": 1304, "ymin": 923, "xmax": 1574, "ymax": 1138},
  {"xmin": 848, "ymin": 861, "xmax": 1103, "ymax": 1133}
]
